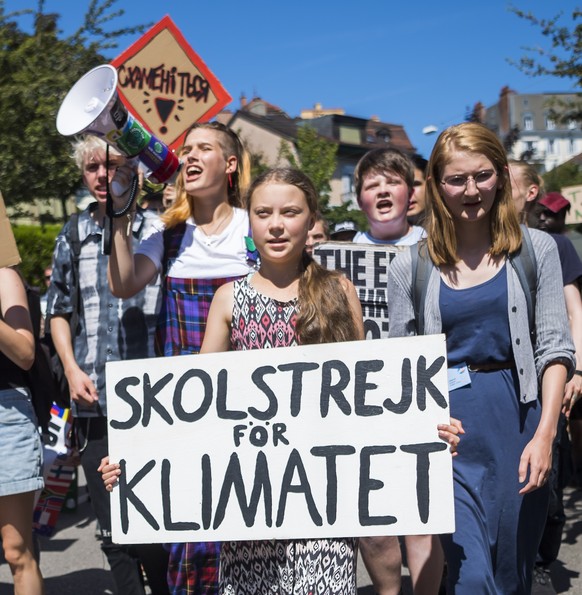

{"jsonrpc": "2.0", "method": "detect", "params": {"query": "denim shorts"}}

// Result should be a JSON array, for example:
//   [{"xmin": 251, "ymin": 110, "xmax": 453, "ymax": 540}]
[{"xmin": 0, "ymin": 388, "xmax": 44, "ymax": 496}]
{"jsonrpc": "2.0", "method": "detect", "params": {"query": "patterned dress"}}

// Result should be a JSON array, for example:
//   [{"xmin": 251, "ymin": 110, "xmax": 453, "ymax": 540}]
[{"xmin": 220, "ymin": 273, "xmax": 357, "ymax": 595}]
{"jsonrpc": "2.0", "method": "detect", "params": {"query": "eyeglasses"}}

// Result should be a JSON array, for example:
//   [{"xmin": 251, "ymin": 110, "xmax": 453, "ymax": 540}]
[{"xmin": 440, "ymin": 170, "xmax": 497, "ymax": 195}]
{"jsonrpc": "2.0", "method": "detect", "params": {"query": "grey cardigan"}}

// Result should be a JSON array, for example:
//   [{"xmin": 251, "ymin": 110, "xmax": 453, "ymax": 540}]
[{"xmin": 387, "ymin": 228, "xmax": 575, "ymax": 404}]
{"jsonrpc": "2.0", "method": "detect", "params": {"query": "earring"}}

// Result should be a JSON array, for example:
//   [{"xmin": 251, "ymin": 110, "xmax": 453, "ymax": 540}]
[{"xmin": 228, "ymin": 173, "xmax": 233, "ymax": 188}]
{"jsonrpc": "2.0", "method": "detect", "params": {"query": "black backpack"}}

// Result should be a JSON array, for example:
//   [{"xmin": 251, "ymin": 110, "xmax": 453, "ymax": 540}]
[
  {"xmin": 21, "ymin": 282, "xmax": 59, "ymax": 433},
  {"xmin": 410, "ymin": 224, "xmax": 537, "ymax": 342}
]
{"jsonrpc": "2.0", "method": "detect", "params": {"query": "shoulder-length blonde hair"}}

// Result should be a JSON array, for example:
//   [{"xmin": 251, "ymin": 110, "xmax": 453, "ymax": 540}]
[
  {"xmin": 162, "ymin": 122, "xmax": 251, "ymax": 229},
  {"xmin": 425, "ymin": 122, "xmax": 522, "ymax": 265}
]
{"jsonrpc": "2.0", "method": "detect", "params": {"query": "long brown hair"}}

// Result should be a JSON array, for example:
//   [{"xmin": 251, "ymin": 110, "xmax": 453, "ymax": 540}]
[
  {"xmin": 162, "ymin": 122, "xmax": 251, "ymax": 229},
  {"xmin": 425, "ymin": 122, "xmax": 522, "ymax": 265},
  {"xmin": 246, "ymin": 168, "xmax": 360, "ymax": 345}
]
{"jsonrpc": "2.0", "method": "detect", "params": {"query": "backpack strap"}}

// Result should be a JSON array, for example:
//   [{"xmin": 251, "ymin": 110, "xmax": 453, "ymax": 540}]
[
  {"xmin": 162, "ymin": 222, "xmax": 187, "ymax": 277},
  {"xmin": 411, "ymin": 240, "xmax": 431, "ymax": 336},
  {"xmin": 508, "ymin": 224, "xmax": 537, "ymax": 343},
  {"xmin": 67, "ymin": 212, "xmax": 82, "ymax": 335}
]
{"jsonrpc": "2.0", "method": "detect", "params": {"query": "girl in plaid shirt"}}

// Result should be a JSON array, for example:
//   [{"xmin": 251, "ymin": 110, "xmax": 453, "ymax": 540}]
[{"xmin": 106, "ymin": 122, "xmax": 255, "ymax": 594}]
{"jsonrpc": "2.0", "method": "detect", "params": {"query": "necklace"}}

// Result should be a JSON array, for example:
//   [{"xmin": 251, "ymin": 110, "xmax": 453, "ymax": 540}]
[{"xmin": 197, "ymin": 207, "xmax": 233, "ymax": 238}]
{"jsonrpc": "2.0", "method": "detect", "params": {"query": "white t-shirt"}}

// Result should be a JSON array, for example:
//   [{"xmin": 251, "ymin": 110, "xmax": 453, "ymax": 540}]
[
  {"xmin": 352, "ymin": 225, "xmax": 426, "ymax": 246},
  {"xmin": 136, "ymin": 207, "xmax": 253, "ymax": 279}
]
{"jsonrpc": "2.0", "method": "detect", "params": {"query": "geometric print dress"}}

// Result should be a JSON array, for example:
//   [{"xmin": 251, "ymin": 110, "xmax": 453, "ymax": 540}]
[{"xmin": 220, "ymin": 273, "xmax": 357, "ymax": 594}]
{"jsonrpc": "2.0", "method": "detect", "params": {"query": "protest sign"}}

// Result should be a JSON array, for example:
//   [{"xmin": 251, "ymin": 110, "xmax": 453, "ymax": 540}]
[
  {"xmin": 106, "ymin": 335, "xmax": 453, "ymax": 544},
  {"xmin": 313, "ymin": 242, "xmax": 403, "ymax": 339},
  {"xmin": 0, "ymin": 191, "xmax": 20, "ymax": 269},
  {"xmin": 563, "ymin": 184, "xmax": 582, "ymax": 225},
  {"xmin": 111, "ymin": 15, "xmax": 232, "ymax": 150}
]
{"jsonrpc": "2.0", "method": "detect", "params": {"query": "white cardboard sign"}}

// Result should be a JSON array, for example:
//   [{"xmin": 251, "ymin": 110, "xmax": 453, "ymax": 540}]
[{"xmin": 106, "ymin": 335, "xmax": 453, "ymax": 544}]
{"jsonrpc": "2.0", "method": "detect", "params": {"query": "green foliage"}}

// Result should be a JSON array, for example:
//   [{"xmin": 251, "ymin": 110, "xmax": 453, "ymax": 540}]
[
  {"xmin": 12, "ymin": 223, "xmax": 61, "ymax": 290},
  {"xmin": 509, "ymin": 6, "xmax": 582, "ymax": 85},
  {"xmin": 0, "ymin": 0, "xmax": 152, "ymax": 216},
  {"xmin": 278, "ymin": 125, "xmax": 338, "ymax": 210},
  {"xmin": 543, "ymin": 161, "xmax": 582, "ymax": 193},
  {"xmin": 509, "ymin": 6, "xmax": 582, "ymax": 123},
  {"xmin": 248, "ymin": 148, "xmax": 270, "ymax": 180},
  {"xmin": 324, "ymin": 202, "xmax": 368, "ymax": 233}
]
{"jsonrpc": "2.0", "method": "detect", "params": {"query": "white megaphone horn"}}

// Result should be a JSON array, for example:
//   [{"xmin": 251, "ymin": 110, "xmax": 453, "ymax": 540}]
[{"xmin": 56, "ymin": 64, "xmax": 180, "ymax": 185}]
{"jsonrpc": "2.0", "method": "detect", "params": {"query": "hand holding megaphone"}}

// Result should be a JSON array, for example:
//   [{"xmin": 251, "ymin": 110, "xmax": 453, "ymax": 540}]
[{"xmin": 109, "ymin": 159, "xmax": 139, "ymax": 206}]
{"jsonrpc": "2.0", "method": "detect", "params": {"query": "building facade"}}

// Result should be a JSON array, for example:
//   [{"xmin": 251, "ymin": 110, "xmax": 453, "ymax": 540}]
[
  {"xmin": 484, "ymin": 87, "xmax": 582, "ymax": 173},
  {"xmin": 226, "ymin": 99, "xmax": 415, "ymax": 207}
]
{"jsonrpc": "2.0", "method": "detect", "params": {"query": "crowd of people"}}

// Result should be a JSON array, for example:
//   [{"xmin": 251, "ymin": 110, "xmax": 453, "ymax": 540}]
[{"xmin": 1, "ymin": 120, "xmax": 581, "ymax": 595}]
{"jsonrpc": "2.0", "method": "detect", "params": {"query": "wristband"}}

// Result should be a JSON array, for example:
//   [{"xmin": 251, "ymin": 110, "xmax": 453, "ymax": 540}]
[{"xmin": 575, "ymin": 370, "xmax": 582, "ymax": 377}]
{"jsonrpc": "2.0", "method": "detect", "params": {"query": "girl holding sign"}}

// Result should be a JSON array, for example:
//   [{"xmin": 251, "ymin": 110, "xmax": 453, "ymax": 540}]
[
  {"xmin": 387, "ymin": 122, "xmax": 575, "ymax": 594},
  {"xmin": 198, "ymin": 167, "xmax": 365, "ymax": 594},
  {"xmin": 107, "ymin": 121, "xmax": 256, "ymax": 594}
]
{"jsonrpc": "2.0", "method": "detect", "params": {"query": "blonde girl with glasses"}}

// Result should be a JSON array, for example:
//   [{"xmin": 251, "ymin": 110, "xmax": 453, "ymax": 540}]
[{"xmin": 387, "ymin": 122, "xmax": 575, "ymax": 594}]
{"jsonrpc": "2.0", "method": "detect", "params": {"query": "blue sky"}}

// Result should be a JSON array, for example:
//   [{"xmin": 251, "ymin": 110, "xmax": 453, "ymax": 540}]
[{"xmin": 4, "ymin": 0, "xmax": 580, "ymax": 158}]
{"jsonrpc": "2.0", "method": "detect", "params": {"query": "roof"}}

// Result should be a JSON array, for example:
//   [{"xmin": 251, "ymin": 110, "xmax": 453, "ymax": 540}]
[
  {"xmin": 228, "ymin": 110, "xmax": 300, "ymax": 142},
  {"xmin": 227, "ymin": 110, "xmax": 415, "ymax": 154}
]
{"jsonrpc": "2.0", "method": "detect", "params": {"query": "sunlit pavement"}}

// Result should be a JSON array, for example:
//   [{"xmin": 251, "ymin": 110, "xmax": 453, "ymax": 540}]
[{"xmin": 0, "ymin": 471, "xmax": 580, "ymax": 594}]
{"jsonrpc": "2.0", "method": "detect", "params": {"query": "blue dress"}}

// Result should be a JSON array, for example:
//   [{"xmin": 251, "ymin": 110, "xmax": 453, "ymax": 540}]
[{"xmin": 439, "ymin": 265, "xmax": 549, "ymax": 594}]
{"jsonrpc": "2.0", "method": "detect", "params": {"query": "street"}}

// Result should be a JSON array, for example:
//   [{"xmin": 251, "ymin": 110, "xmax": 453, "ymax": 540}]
[{"xmin": 0, "ymin": 471, "xmax": 580, "ymax": 594}]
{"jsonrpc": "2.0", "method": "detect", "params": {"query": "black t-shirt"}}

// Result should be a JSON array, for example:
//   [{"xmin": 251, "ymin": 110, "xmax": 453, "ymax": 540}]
[{"xmin": 550, "ymin": 232, "xmax": 582, "ymax": 287}]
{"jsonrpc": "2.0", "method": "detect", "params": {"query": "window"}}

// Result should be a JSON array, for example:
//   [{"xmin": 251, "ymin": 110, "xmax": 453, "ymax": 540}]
[
  {"xmin": 545, "ymin": 115, "xmax": 555, "ymax": 130},
  {"xmin": 376, "ymin": 128, "xmax": 391, "ymax": 143},
  {"xmin": 568, "ymin": 119, "xmax": 577, "ymax": 130},
  {"xmin": 341, "ymin": 165, "xmax": 355, "ymax": 204},
  {"xmin": 339, "ymin": 126, "xmax": 361, "ymax": 144},
  {"xmin": 569, "ymin": 138, "xmax": 576, "ymax": 154},
  {"xmin": 547, "ymin": 139, "xmax": 555, "ymax": 155},
  {"xmin": 523, "ymin": 114, "xmax": 534, "ymax": 131}
]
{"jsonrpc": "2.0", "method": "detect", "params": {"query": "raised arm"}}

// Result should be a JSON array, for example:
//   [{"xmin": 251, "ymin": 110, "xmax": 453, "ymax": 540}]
[
  {"xmin": 107, "ymin": 163, "xmax": 159, "ymax": 298},
  {"xmin": 108, "ymin": 217, "xmax": 158, "ymax": 298}
]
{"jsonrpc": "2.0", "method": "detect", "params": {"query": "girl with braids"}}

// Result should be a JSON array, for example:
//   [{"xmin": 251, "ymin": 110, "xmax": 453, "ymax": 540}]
[
  {"xmin": 106, "ymin": 121, "xmax": 256, "ymax": 594},
  {"xmin": 197, "ymin": 167, "xmax": 364, "ymax": 593}
]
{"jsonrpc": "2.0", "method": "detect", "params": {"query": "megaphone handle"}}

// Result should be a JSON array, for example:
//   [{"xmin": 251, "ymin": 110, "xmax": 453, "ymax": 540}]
[{"xmin": 102, "ymin": 214, "xmax": 112, "ymax": 256}]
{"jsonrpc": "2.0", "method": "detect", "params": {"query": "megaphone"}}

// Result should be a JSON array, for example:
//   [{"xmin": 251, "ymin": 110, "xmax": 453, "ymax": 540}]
[{"xmin": 56, "ymin": 64, "xmax": 180, "ymax": 185}]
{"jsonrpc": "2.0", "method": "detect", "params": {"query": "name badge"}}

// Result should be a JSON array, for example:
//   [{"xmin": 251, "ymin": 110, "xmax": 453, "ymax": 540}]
[{"xmin": 448, "ymin": 363, "xmax": 471, "ymax": 391}]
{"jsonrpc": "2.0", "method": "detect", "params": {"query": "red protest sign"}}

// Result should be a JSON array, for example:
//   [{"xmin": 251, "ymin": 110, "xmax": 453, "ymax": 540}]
[{"xmin": 111, "ymin": 15, "xmax": 232, "ymax": 150}]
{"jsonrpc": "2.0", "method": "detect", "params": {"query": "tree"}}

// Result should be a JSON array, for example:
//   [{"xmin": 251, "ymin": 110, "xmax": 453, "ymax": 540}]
[
  {"xmin": 543, "ymin": 160, "xmax": 582, "ymax": 193},
  {"xmin": 503, "ymin": 125, "xmax": 521, "ymax": 154},
  {"xmin": 509, "ymin": 6, "xmax": 582, "ymax": 123},
  {"xmin": 324, "ymin": 202, "xmax": 368, "ymax": 232},
  {"xmin": 278, "ymin": 125, "xmax": 338, "ymax": 211},
  {"xmin": 0, "ymin": 0, "xmax": 151, "ymax": 219}
]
